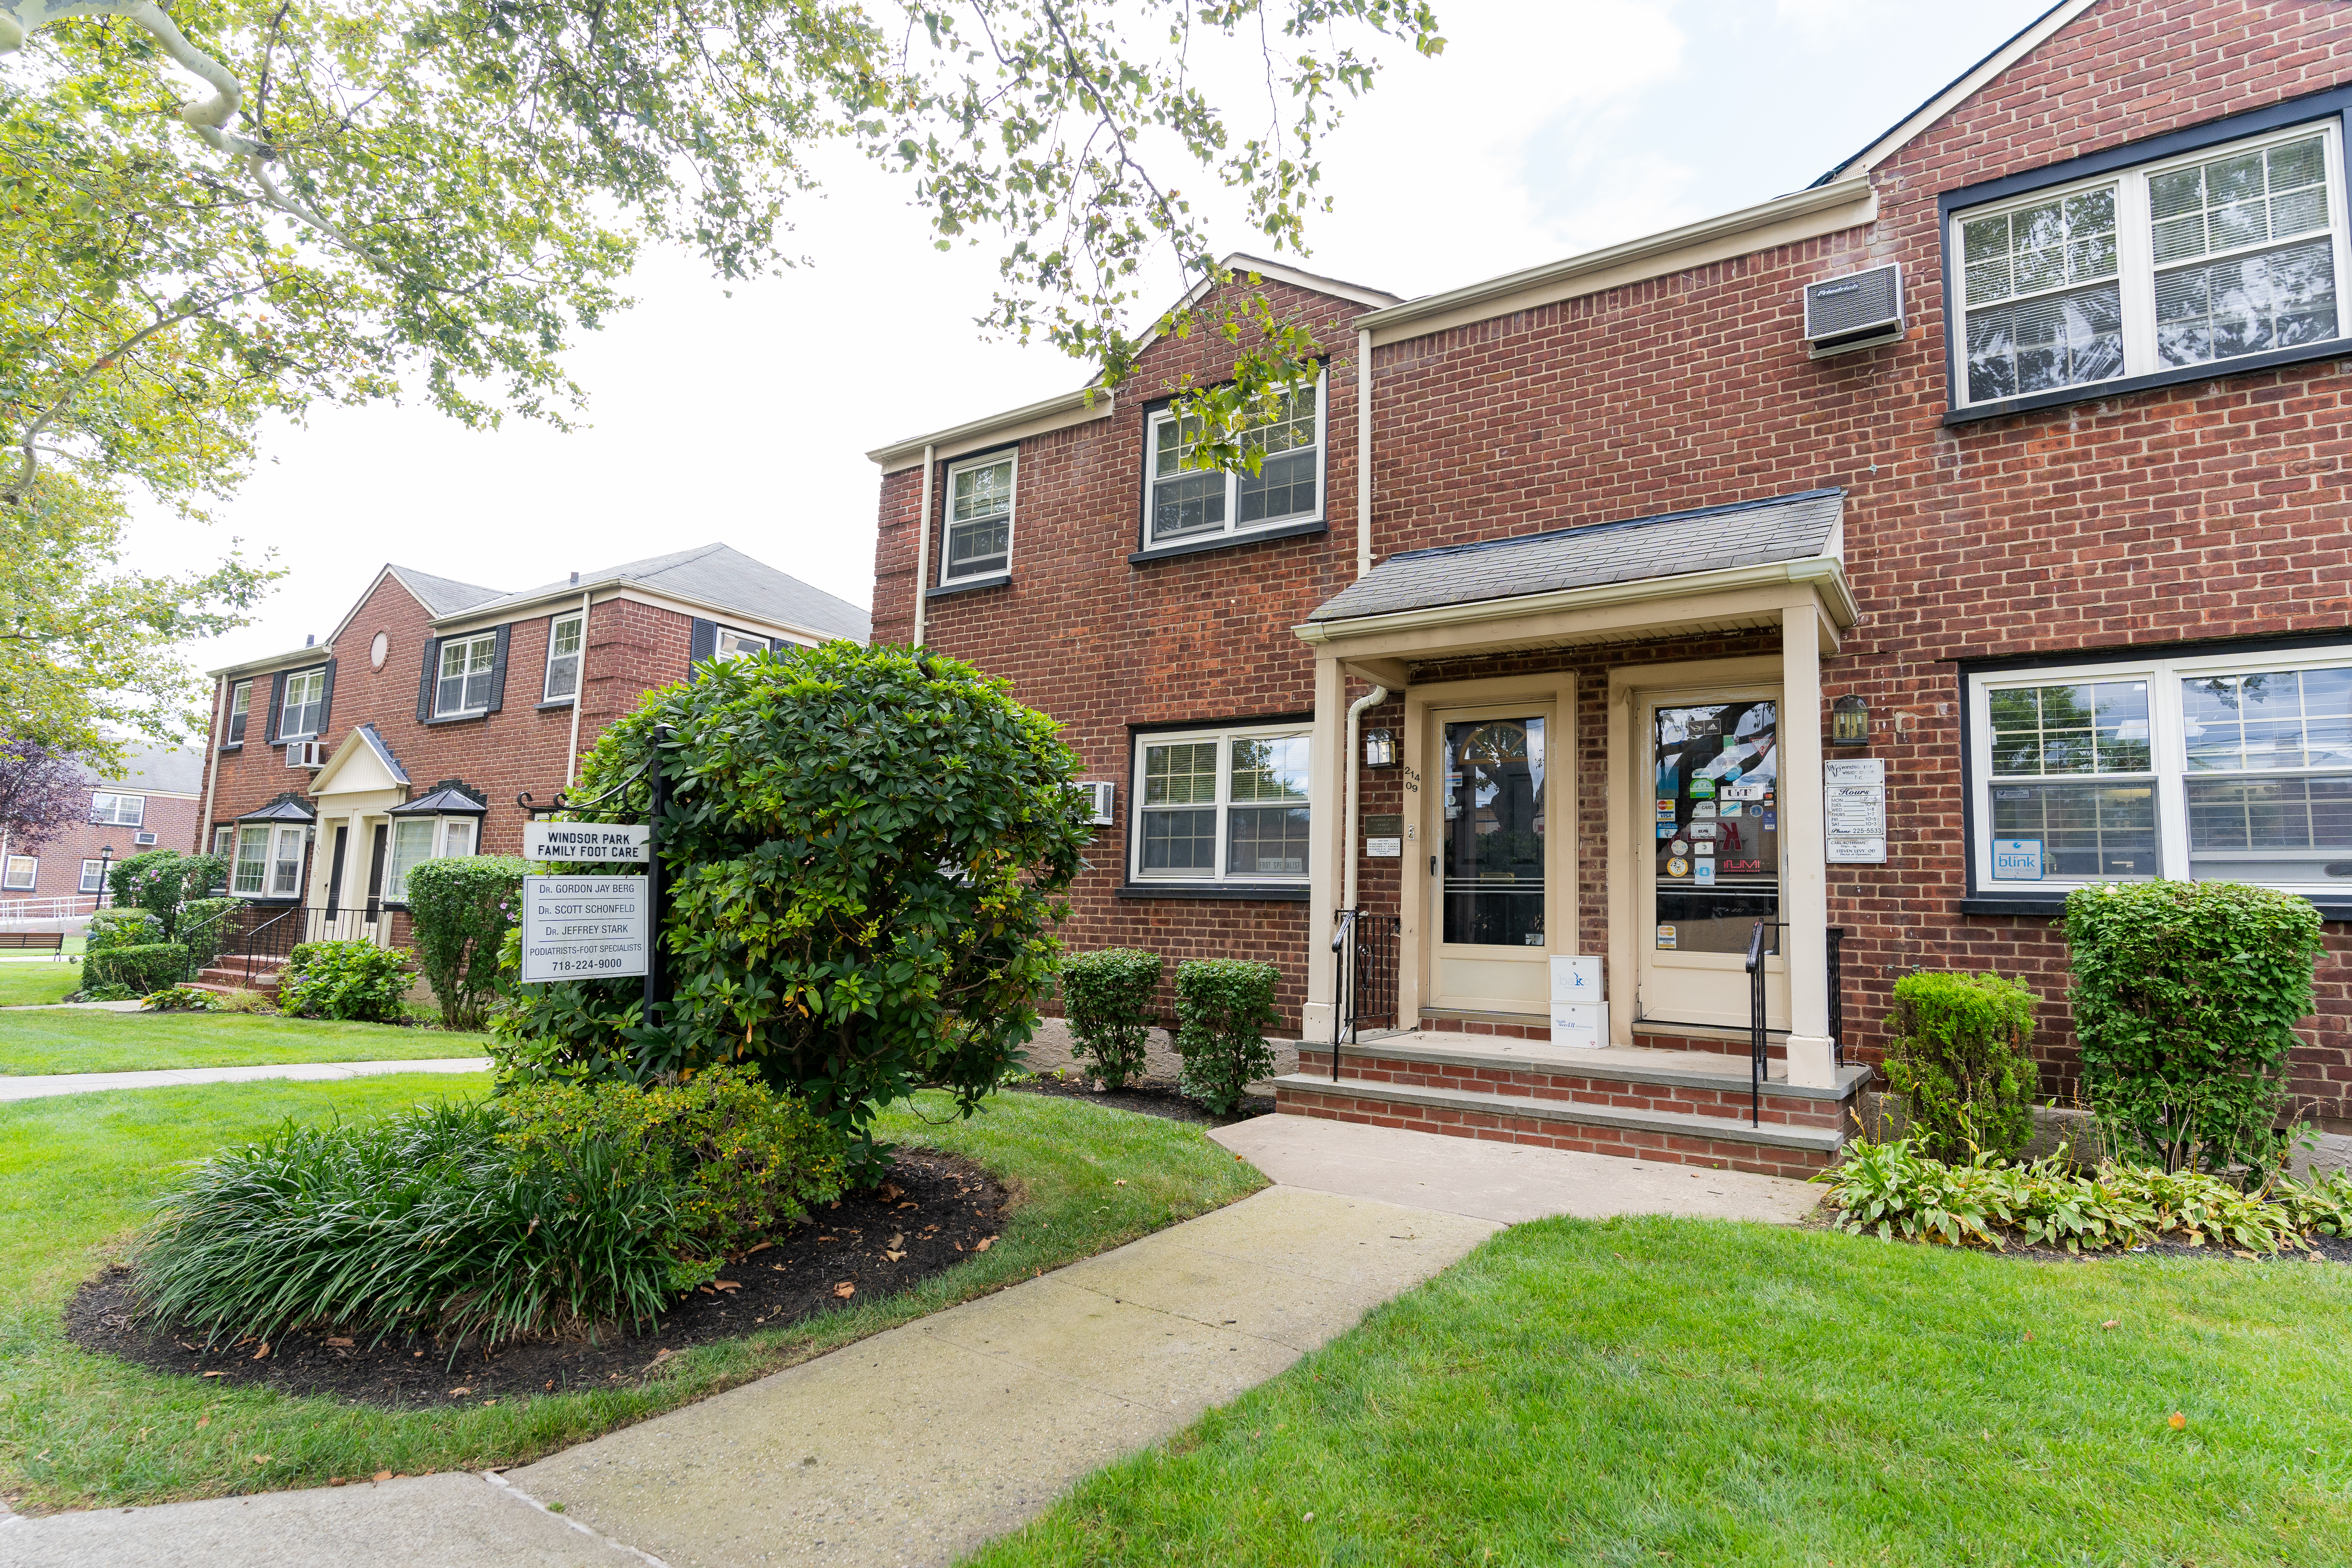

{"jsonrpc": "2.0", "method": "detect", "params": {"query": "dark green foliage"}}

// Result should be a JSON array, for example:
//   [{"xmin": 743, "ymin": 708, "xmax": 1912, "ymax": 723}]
[
  {"xmin": 492, "ymin": 642, "xmax": 1090, "ymax": 1170},
  {"xmin": 131, "ymin": 1102, "xmax": 690, "ymax": 1348},
  {"xmin": 1061, "ymin": 949, "xmax": 1164, "ymax": 1090},
  {"xmin": 1173, "ymin": 959, "xmax": 1281, "ymax": 1115},
  {"xmin": 2064, "ymin": 881, "xmax": 2325, "ymax": 1177},
  {"xmin": 140, "ymin": 984, "xmax": 220, "ymax": 1012},
  {"xmin": 405, "ymin": 856, "xmax": 529, "ymax": 1032},
  {"xmin": 83, "ymin": 942, "xmax": 189, "ymax": 996},
  {"xmin": 498, "ymin": 1066, "xmax": 848, "ymax": 1258},
  {"xmin": 83, "ymin": 907, "xmax": 159, "ymax": 954},
  {"xmin": 1880, "ymin": 971, "xmax": 2039, "ymax": 1161},
  {"xmin": 107, "ymin": 851, "xmax": 229, "ymax": 938},
  {"xmin": 278, "ymin": 940, "xmax": 414, "ymax": 1024}
]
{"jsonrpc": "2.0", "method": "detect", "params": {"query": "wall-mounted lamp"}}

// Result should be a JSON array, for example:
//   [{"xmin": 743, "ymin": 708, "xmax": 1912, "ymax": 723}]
[
  {"xmin": 1831, "ymin": 695, "xmax": 1870, "ymax": 746},
  {"xmin": 1363, "ymin": 728, "xmax": 1397, "ymax": 768}
]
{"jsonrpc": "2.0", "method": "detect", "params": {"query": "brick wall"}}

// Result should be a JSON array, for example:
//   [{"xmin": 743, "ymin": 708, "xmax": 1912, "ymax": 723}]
[{"xmin": 2, "ymin": 795, "xmax": 202, "ymax": 905}]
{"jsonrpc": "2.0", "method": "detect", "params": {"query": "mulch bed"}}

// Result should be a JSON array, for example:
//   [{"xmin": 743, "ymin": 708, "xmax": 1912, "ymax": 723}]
[
  {"xmin": 65, "ymin": 1149, "xmax": 1007, "ymax": 1409},
  {"xmin": 1004, "ymin": 1072, "xmax": 1273, "ymax": 1127}
]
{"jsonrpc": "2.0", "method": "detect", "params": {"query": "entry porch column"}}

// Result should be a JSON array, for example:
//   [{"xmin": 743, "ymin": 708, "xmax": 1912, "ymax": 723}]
[
  {"xmin": 1300, "ymin": 653, "xmax": 1347, "ymax": 1042},
  {"xmin": 1780, "ymin": 602, "xmax": 1837, "ymax": 1089}
]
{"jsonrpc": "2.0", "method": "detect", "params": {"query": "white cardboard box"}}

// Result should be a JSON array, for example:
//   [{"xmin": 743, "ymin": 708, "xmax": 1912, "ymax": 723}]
[
  {"xmin": 1550, "ymin": 1002, "xmax": 1607, "ymax": 1051},
  {"xmin": 1550, "ymin": 953, "xmax": 1603, "ymax": 1002}
]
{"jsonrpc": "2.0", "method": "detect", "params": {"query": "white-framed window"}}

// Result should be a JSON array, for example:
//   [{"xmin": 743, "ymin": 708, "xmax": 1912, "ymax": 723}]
[
  {"xmin": 1132, "ymin": 726, "xmax": 1312, "ymax": 884},
  {"xmin": 714, "ymin": 627, "xmax": 768, "ymax": 662},
  {"xmin": 225, "ymin": 680, "xmax": 251, "ymax": 746},
  {"xmin": 1952, "ymin": 120, "xmax": 2350, "ymax": 408},
  {"xmin": 543, "ymin": 612, "xmax": 584, "ymax": 701},
  {"xmin": 1143, "ymin": 373, "xmax": 1327, "ymax": 550},
  {"xmin": 89, "ymin": 792, "xmax": 145, "ymax": 827},
  {"xmin": 230, "ymin": 824, "xmax": 308, "ymax": 897},
  {"xmin": 279, "ymin": 666, "xmax": 327, "ymax": 740},
  {"xmin": 385, "ymin": 816, "xmax": 478, "ymax": 903},
  {"xmin": 435, "ymin": 633, "xmax": 498, "ymax": 717},
  {"xmin": 211, "ymin": 825, "xmax": 233, "ymax": 858},
  {"xmin": 942, "ymin": 453, "xmax": 1014, "ymax": 583},
  {"xmin": 1971, "ymin": 643, "xmax": 2352, "ymax": 895},
  {"xmin": 79, "ymin": 859, "xmax": 105, "ymax": 893},
  {"xmin": 3, "ymin": 856, "xmax": 36, "ymax": 891}
]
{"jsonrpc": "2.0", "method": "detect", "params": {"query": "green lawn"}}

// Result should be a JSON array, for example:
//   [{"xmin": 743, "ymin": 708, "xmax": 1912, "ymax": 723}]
[
  {"xmin": 0, "ymin": 1009, "xmax": 488, "ymax": 1075},
  {"xmin": 973, "ymin": 1216, "xmax": 2352, "ymax": 1568},
  {"xmin": 0, "ymin": 962, "xmax": 82, "ymax": 1009},
  {"xmin": 0, "ymin": 1081, "xmax": 1265, "ymax": 1511}
]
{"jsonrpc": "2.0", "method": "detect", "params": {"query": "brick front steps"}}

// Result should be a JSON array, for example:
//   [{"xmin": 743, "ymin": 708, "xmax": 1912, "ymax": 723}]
[{"xmin": 1276, "ymin": 1034, "xmax": 1873, "ymax": 1179}]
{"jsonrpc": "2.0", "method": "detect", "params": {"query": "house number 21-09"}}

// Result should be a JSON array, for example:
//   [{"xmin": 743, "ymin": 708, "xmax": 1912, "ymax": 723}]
[{"xmin": 1401, "ymin": 766, "xmax": 1420, "ymax": 793}]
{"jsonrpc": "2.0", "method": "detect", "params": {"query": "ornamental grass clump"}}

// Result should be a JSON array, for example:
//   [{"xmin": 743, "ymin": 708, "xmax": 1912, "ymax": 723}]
[
  {"xmin": 1059, "ymin": 948, "xmax": 1164, "ymax": 1090},
  {"xmin": 1173, "ymin": 958, "xmax": 1281, "ymax": 1116},
  {"xmin": 2064, "ymin": 880, "xmax": 2324, "ymax": 1178},
  {"xmin": 134, "ymin": 1102, "xmax": 689, "ymax": 1349},
  {"xmin": 1880, "ymin": 970, "xmax": 2039, "ymax": 1161}
]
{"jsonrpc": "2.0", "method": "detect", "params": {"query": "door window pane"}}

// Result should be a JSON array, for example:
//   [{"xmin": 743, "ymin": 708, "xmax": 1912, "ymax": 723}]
[
  {"xmin": 1651, "ymin": 702, "xmax": 1778, "ymax": 954},
  {"xmin": 1441, "ymin": 717, "xmax": 1546, "ymax": 948}
]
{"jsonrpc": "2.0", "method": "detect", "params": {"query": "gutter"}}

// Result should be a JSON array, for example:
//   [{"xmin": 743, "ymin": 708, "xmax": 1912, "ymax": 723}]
[
  {"xmin": 1293, "ymin": 556, "xmax": 1862, "ymax": 647},
  {"xmin": 436, "ymin": 579, "xmax": 848, "ymax": 648},
  {"xmin": 867, "ymin": 387, "xmax": 1113, "ymax": 473},
  {"xmin": 197, "ymin": 677, "xmax": 227, "ymax": 850}
]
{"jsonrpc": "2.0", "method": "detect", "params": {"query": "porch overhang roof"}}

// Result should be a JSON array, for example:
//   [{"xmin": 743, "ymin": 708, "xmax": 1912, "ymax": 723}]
[
  {"xmin": 237, "ymin": 793, "xmax": 317, "ymax": 823},
  {"xmin": 390, "ymin": 780, "xmax": 489, "ymax": 817},
  {"xmin": 1295, "ymin": 489, "xmax": 1858, "ymax": 666}
]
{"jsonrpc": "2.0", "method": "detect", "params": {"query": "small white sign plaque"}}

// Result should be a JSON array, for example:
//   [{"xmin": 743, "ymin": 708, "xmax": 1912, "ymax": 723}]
[
  {"xmin": 1366, "ymin": 837, "xmax": 1402, "ymax": 858},
  {"xmin": 525, "ymin": 822, "xmax": 652, "ymax": 864},
  {"xmin": 1824, "ymin": 759, "xmax": 1889, "ymax": 865},
  {"xmin": 520, "ymin": 875, "xmax": 650, "ymax": 983}
]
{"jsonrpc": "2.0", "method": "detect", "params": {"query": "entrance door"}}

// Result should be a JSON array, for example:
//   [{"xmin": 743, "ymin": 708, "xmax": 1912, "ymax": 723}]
[
  {"xmin": 1637, "ymin": 691, "xmax": 1789, "ymax": 1033},
  {"xmin": 1426, "ymin": 708, "xmax": 1553, "ymax": 1015}
]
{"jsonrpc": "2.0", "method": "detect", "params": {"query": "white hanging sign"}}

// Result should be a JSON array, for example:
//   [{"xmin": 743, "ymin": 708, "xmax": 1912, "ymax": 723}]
[
  {"xmin": 525, "ymin": 821, "xmax": 652, "ymax": 864},
  {"xmin": 519, "ymin": 875, "xmax": 650, "ymax": 982},
  {"xmin": 1823, "ymin": 757, "xmax": 1887, "ymax": 865}
]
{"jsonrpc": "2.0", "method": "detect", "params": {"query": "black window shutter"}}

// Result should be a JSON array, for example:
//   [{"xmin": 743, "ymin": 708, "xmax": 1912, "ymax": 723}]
[
  {"xmin": 267, "ymin": 672, "xmax": 286, "ymax": 744},
  {"xmin": 416, "ymin": 638, "xmax": 440, "ymax": 722},
  {"xmin": 315, "ymin": 659, "xmax": 338, "ymax": 739},
  {"xmin": 690, "ymin": 617, "xmax": 716, "ymax": 677},
  {"xmin": 486, "ymin": 624, "xmax": 512, "ymax": 712}
]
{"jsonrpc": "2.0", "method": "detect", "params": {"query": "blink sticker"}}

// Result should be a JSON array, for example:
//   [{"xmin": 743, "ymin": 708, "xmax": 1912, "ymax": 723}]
[{"xmin": 1695, "ymin": 859, "xmax": 1717, "ymax": 887}]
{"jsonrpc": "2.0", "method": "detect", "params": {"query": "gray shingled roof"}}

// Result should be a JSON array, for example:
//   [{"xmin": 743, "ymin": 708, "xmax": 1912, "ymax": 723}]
[
  {"xmin": 466, "ymin": 544, "xmax": 871, "ymax": 644},
  {"xmin": 387, "ymin": 566, "xmax": 506, "ymax": 618},
  {"xmin": 1308, "ymin": 489, "xmax": 1845, "ymax": 623},
  {"xmin": 81, "ymin": 743, "xmax": 205, "ymax": 796}
]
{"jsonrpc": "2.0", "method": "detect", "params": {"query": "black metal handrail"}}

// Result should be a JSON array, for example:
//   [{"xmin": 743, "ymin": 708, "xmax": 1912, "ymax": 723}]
[
  {"xmin": 1828, "ymin": 926, "xmax": 1846, "ymax": 1069},
  {"xmin": 1328, "ymin": 907, "xmax": 1401, "ymax": 1081},
  {"xmin": 1330, "ymin": 910, "xmax": 1357, "ymax": 1082},
  {"xmin": 1746, "ymin": 922, "xmax": 1849, "ymax": 1124}
]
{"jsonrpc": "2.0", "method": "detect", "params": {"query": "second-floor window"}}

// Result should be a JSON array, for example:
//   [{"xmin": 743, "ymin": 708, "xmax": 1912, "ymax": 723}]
[
  {"xmin": 1952, "ymin": 121, "xmax": 2349, "ymax": 408},
  {"xmin": 90, "ymin": 792, "xmax": 145, "ymax": 827},
  {"xmin": 226, "ymin": 681, "xmax": 250, "ymax": 746},
  {"xmin": 544, "ymin": 612, "xmax": 584, "ymax": 701},
  {"xmin": 1144, "ymin": 374, "xmax": 1326, "ymax": 550},
  {"xmin": 943, "ymin": 454, "xmax": 1014, "ymax": 583},
  {"xmin": 280, "ymin": 667, "xmax": 326, "ymax": 740},
  {"xmin": 436, "ymin": 633, "xmax": 498, "ymax": 717}
]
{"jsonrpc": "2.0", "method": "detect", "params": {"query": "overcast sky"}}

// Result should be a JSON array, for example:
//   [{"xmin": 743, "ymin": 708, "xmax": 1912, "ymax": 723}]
[{"xmin": 137, "ymin": 0, "xmax": 2058, "ymax": 674}]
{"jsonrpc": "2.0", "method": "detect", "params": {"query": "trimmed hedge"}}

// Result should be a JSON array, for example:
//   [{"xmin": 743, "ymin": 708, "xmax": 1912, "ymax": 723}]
[
  {"xmin": 1880, "ymin": 971, "xmax": 2039, "ymax": 1162},
  {"xmin": 108, "ymin": 850, "xmax": 229, "ymax": 939},
  {"xmin": 1060, "ymin": 948, "xmax": 1163, "ymax": 1090},
  {"xmin": 405, "ymin": 855, "xmax": 528, "ymax": 1031},
  {"xmin": 2065, "ymin": 880, "xmax": 2324, "ymax": 1177},
  {"xmin": 85, "ymin": 942, "xmax": 191, "ymax": 996},
  {"xmin": 1173, "ymin": 958, "xmax": 1281, "ymax": 1116}
]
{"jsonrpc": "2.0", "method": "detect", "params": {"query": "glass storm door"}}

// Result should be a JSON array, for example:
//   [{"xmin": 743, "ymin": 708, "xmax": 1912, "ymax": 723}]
[
  {"xmin": 1638, "ymin": 693, "xmax": 1789, "ymax": 1033},
  {"xmin": 1427, "ymin": 711, "xmax": 1554, "ymax": 1015}
]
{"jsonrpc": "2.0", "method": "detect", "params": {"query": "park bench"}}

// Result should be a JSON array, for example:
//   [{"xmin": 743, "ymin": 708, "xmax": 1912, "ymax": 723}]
[{"xmin": 0, "ymin": 932, "xmax": 68, "ymax": 959}]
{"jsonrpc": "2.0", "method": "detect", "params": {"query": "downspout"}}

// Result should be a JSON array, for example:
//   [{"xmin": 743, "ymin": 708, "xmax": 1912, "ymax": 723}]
[
  {"xmin": 911, "ymin": 443, "xmax": 936, "ymax": 646},
  {"xmin": 197, "ymin": 676, "xmax": 227, "ymax": 853},
  {"xmin": 564, "ymin": 588, "xmax": 592, "ymax": 788},
  {"xmin": 1342, "ymin": 684, "xmax": 1389, "ymax": 911},
  {"xmin": 1356, "ymin": 327, "xmax": 1374, "ymax": 579}
]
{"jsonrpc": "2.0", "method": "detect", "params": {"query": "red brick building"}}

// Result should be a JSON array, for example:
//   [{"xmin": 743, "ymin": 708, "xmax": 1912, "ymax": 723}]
[
  {"xmin": 199, "ymin": 546, "xmax": 867, "ymax": 939},
  {"xmin": 0, "ymin": 744, "xmax": 205, "ymax": 916},
  {"xmin": 870, "ymin": 0, "xmax": 2352, "ymax": 1173}
]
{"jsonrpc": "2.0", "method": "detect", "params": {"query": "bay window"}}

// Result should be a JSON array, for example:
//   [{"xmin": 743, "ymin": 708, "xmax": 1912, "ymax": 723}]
[
  {"xmin": 1950, "ymin": 119, "xmax": 2350, "ymax": 411},
  {"xmin": 1132, "ymin": 726, "xmax": 1311, "ymax": 885},
  {"xmin": 1143, "ymin": 375, "xmax": 1327, "ymax": 550},
  {"xmin": 233, "ymin": 824, "xmax": 308, "ymax": 898},
  {"xmin": 385, "ymin": 816, "xmax": 477, "ymax": 903},
  {"xmin": 1970, "ymin": 645, "xmax": 2352, "ymax": 898},
  {"xmin": 942, "ymin": 454, "xmax": 1014, "ymax": 583}
]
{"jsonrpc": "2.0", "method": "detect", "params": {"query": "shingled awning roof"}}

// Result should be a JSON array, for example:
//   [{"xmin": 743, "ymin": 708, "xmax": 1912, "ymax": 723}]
[{"xmin": 1308, "ymin": 489, "xmax": 1845, "ymax": 624}]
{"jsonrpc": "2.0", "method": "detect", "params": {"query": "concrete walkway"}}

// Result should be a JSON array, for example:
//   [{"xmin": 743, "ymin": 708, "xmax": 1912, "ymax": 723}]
[
  {"xmin": 1, "ymin": 1117, "xmax": 1821, "ymax": 1567},
  {"xmin": 0, "ymin": 1058, "xmax": 490, "ymax": 1102}
]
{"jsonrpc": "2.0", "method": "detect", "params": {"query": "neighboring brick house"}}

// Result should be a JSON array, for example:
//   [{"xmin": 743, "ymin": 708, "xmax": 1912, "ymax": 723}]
[
  {"xmin": 871, "ymin": 0, "xmax": 2352, "ymax": 1174},
  {"xmin": 198, "ymin": 546, "xmax": 868, "ymax": 943},
  {"xmin": 0, "ymin": 744, "xmax": 204, "ymax": 913}
]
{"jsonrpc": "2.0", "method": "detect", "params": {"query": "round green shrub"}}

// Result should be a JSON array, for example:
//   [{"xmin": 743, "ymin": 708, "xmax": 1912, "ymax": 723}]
[
  {"xmin": 107, "ymin": 850, "xmax": 229, "ymax": 939},
  {"xmin": 84, "ymin": 941, "xmax": 190, "ymax": 996},
  {"xmin": 278, "ymin": 939, "xmax": 414, "ymax": 1023},
  {"xmin": 1880, "ymin": 970, "xmax": 2039, "ymax": 1162},
  {"xmin": 1060, "ymin": 948, "xmax": 1164, "ymax": 1090},
  {"xmin": 405, "ymin": 855, "xmax": 528, "ymax": 1031},
  {"xmin": 2064, "ymin": 880, "xmax": 2325, "ymax": 1177},
  {"xmin": 493, "ymin": 642, "xmax": 1091, "ymax": 1171},
  {"xmin": 84, "ymin": 907, "xmax": 160, "ymax": 955},
  {"xmin": 1173, "ymin": 958, "xmax": 1281, "ymax": 1116}
]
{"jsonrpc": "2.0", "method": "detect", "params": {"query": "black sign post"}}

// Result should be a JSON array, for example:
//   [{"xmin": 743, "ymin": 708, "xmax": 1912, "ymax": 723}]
[{"xmin": 642, "ymin": 725, "xmax": 671, "ymax": 1025}]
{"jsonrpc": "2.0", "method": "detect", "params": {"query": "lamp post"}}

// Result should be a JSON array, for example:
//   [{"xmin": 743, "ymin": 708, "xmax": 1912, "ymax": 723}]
[{"xmin": 93, "ymin": 844, "xmax": 115, "ymax": 914}]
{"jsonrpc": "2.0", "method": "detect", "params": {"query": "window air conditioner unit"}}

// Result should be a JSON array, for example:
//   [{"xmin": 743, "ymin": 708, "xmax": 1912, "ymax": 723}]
[
  {"xmin": 1802, "ymin": 263, "xmax": 1902, "ymax": 358},
  {"xmin": 1076, "ymin": 781, "xmax": 1115, "ymax": 826},
  {"xmin": 134, "ymin": 831, "xmax": 158, "ymax": 846},
  {"xmin": 285, "ymin": 740, "xmax": 327, "ymax": 768}
]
